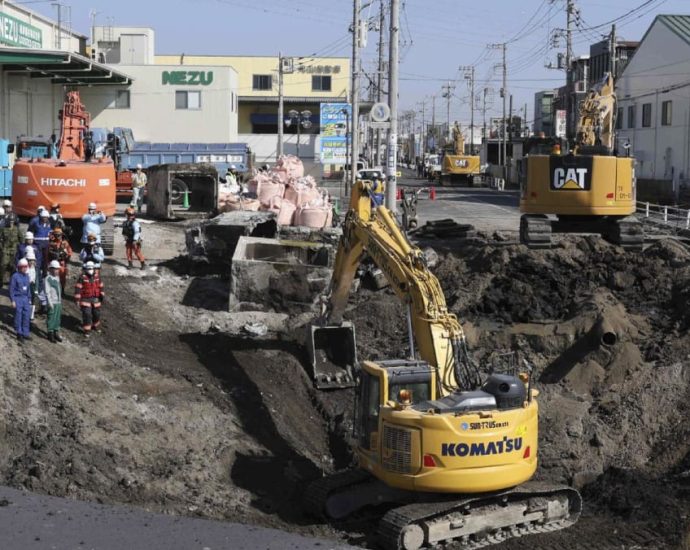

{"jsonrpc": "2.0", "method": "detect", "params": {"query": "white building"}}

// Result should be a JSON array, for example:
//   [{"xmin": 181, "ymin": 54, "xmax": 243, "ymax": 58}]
[
  {"xmin": 616, "ymin": 14, "xmax": 690, "ymax": 192},
  {"xmin": 0, "ymin": 1, "xmax": 131, "ymax": 140}
]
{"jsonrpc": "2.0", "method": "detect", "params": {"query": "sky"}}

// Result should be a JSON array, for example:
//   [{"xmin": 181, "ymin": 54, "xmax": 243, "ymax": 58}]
[{"xmin": 17, "ymin": 0, "xmax": 690, "ymax": 130}]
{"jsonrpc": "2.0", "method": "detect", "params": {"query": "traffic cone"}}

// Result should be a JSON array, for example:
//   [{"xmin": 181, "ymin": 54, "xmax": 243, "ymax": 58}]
[
  {"xmin": 396, "ymin": 188, "xmax": 402, "ymax": 200},
  {"xmin": 430, "ymin": 186, "xmax": 436, "ymax": 200}
]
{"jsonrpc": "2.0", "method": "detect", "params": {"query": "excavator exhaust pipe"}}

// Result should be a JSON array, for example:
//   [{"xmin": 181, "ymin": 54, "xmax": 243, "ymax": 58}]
[{"xmin": 307, "ymin": 322, "xmax": 357, "ymax": 389}]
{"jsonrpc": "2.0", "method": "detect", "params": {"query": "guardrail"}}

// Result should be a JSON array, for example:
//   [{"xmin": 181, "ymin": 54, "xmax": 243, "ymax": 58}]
[{"xmin": 636, "ymin": 201, "xmax": 690, "ymax": 230}]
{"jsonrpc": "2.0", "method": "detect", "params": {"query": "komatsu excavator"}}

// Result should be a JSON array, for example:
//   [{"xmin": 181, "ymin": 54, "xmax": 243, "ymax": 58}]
[
  {"xmin": 305, "ymin": 180, "xmax": 581, "ymax": 549},
  {"xmin": 519, "ymin": 73, "xmax": 642, "ymax": 249}
]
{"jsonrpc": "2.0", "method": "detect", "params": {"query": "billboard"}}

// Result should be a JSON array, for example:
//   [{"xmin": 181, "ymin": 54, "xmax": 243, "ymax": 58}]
[
  {"xmin": 320, "ymin": 102, "xmax": 350, "ymax": 164},
  {"xmin": 555, "ymin": 110, "xmax": 567, "ymax": 138}
]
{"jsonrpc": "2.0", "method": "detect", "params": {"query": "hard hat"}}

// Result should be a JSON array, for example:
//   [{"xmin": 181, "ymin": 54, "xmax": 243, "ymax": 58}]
[
  {"xmin": 51, "ymin": 202, "xmax": 60, "ymax": 209},
  {"xmin": 52, "ymin": 227, "xmax": 63, "ymax": 235},
  {"xmin": 2, "ymin": 199, "xmax": 10, "ymax": 207},
  {"xmin": 37, "ymin": 205, "xmax": 45, "ymax": 212},
  {"xmin": 84, "ymin": 261, "xmax": 95, "ymax": 269},
  {"xmin": 125, "ymin": 207, "xmax": 135, "ymax": 216},
  {"xmin": 49, "ymin": 260, "xmax": 61, "ymax": 269},
  {"xmin": 24, "ymin": 231, "xmax": 34, "ymax": 240},
  {"xmin": 17, "ymin": 258, "xmax": 28, "ymax": 268},
  {"xmin": 88, "ymin": 202, "xmax": 97, "ymax": 210},
  {"xmin": 230, "ymin": 165, "xmax": 236, "ymax": 170},
  {"xmin": 87, "ymin": 232, "xmax": 97, "ymax": 242},
  {"xmin": 24, "ymin": 248, "xmax": 35, "ymax": 260},
  {"xmin": 0, "ymin": 207, "xmax": 4, "ymax": 216},
  {"xmin": 40, "ymin": 210, "xmax": 49, "ymax": 218},
  {"xmin": 136, "ymin": 163, "xmax": 142, "ymax": 169}
]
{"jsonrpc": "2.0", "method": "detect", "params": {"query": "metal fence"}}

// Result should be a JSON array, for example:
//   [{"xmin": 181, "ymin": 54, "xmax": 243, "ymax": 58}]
[{"xmin": 636, "ymin": 201, "xmax": 690, "ymax": 231}]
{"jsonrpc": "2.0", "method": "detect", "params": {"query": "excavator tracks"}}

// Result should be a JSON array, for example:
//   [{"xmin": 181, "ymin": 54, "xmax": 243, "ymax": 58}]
[
  {"xmin": 303, "ymin": 468, "xmax": 372, "ymax": 520},
  {"xmin": 606, "ymin": 215, "xmax": 644, "ymax": 251},
  {"xmin": 377, "ymin": 482, "xmax": 581, "ymax": 550},
  {"xmin": 519, "ymin": 215, "xmax": 552, "ymax": 249}
]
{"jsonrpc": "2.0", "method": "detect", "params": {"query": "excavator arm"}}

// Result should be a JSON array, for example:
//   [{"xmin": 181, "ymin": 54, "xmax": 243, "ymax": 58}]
[
  {"xmin": 575, "ymin": 73, "xmax": 616, "ymax": 151},
  {"xmin": 309, "ymin": 180, "xmax": 479, "ymax": 394}
]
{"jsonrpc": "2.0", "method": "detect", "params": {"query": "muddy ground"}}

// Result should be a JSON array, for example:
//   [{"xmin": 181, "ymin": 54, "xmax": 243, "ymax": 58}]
[{"xmin": 0, "ymin": 219, "xmax": 689, "ymax": 549}]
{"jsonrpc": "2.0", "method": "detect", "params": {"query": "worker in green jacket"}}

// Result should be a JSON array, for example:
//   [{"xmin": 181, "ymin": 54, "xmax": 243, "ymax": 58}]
[{"xmin": 0, "ymin": 205, "xmax": 22, "ymax": 289}]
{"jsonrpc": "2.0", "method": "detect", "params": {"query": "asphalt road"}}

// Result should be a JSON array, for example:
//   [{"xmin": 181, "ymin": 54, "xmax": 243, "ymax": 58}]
[{"xmin": 0, "ymin": 486, "xmax": 353, "ymax": 550}]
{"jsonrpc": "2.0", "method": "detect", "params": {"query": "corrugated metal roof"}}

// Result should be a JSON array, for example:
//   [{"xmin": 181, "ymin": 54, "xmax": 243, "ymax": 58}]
[{"xmin": 658, "ymin": 15, "xmax": 690, "ymax": 47}]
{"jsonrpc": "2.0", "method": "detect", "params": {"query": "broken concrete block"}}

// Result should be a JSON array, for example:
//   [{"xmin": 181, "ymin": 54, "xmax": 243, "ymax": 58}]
[{"xmin": 230, "ymin": 236, "xmax": 333, "ymax": 313}]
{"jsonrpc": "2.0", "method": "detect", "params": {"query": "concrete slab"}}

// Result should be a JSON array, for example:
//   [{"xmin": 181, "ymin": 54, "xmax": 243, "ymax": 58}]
[{"xmin": 230, "ymin": 236, "xmax": 333, "ymax": 312}]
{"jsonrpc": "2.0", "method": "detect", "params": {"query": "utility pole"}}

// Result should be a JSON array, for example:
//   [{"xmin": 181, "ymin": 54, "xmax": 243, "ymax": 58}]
[
  {"xmin": 431, "ymin": 95, "xmax": 436, "ymax": 152},
  {"xmin": 350, "ymin": 0, "xmax": 361, "ymax": 195},
  {"xmin": 523, "ymin": 103, "xmax": 527, "ymax": 137},
  {"xmin": 460, "ymin": 65, "xmax": 475, "ymax": 152},
  {"xmin": 610, "ymin": 23, "xmax": 617, "ymax": 77},
  {"xmin": 489, "ymin": 43, "xmax": 507, "ymax": 179},
  {"xmin": 441, "ymin": 81, "xmax": 455, "ymax": 143},
  {"xmin": 417, "ymin": 99, "xmax": 426, "ymax": 156},
  {"xmin": 277, "ymin": 53, "xmax": 284, "ymax": 159},
  {"xmin": 508, "ymin": 94, "xmax": 513, "ymax": 140},
  {"xmin": 375, "ymin": 0, "xmax": 386, "ymax": 167},
  {"xmin": 565, "ymin": 0, "xmax": 574, "ymax": 141},
  {"xmin": 482, "ymin": 87, "xmax": 489, "ymax": 141},
  {"xmin": 385, "ymin": 0, "xmax": 399, "ymax": 211}
]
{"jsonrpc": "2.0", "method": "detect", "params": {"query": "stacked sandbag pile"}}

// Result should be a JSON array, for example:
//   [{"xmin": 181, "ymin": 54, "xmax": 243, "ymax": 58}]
[{"xmin": 222, "ymin": 155, "xmax": 333, "ymax": 228}]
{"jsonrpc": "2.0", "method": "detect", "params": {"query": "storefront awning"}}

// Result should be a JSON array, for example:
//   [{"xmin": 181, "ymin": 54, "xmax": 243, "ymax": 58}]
[{"xmin": 0, "ymin": 47, "xmax": 132, "ymax": 85}]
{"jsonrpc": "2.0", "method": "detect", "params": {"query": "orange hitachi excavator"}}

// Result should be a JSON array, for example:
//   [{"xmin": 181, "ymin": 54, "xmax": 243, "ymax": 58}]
[{"xmin": 12, "ymin": 90, "xmax": 116, "ymax": 254}]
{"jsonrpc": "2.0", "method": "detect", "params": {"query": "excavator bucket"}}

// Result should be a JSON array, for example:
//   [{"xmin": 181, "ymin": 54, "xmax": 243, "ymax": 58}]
[{"xmin": 307, "ymin": 322, "xmax": 357, "ymax": 389}]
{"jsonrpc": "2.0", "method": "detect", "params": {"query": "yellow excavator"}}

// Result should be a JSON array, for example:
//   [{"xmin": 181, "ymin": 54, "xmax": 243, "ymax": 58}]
[
  {"xmin": 305, "ymin": 180, "xmax": 581, "ymax": 549},
  {"xmin": 440, "ymin": 122, "xmax": 481, "ymax": 185},
  {"xmin": 519, "ymin": 73, "xmax": 643, "ymax": 249}
]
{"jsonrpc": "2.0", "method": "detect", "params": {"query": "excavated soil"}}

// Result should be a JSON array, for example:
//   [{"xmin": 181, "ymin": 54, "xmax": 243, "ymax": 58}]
[{"xmin": 1, "ymin": 220, "xmax": 690, "ymax": 549}]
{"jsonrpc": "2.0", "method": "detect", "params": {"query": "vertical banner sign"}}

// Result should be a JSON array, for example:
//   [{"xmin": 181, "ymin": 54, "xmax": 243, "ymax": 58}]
[
  {"xmin": 320, "ymin": 103, "xmax": 350, "ymax": 165},
  {"xmin": 388, "ymin": 133, "xmax": 397, "ymax": 172},
  {"xmin": 555, "ymin": 110, "xmax": 567, "ymax": 138}
]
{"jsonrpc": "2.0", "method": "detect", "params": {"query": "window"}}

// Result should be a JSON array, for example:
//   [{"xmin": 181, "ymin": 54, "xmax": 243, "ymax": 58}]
[
  {"xmin": 312, "ymin": 75, "xmax": 332, "ymax": 92},
  {"xmin": 642, "ymin": 103, "xmax": 652, "ymax": 127},
  {"xmin": 252, "ymin": 74, "xmax": 272, "ymax": 91},
  {"xmin": 616, "ymin": 107, "xmax": 623, "ymax": 130},
  {"xmin": 175, "ymin": 90, "xmax": 201, "ymax": 110},
  {"xmin": 662, "ymin": 100, "xmax": 672, "ymax": 126},
  {"xmin": 107, "ymin": 90, "xmax": 130, "ymax": 109},
  {"xmin": 627, "ymin": 105, "xmax": 635, "ymax": 129}
]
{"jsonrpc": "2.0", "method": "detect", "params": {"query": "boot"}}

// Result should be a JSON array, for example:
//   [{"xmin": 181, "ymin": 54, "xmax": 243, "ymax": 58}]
[
  {"xmin": 54, "ymin": 331, "xmax": 63, "ymax": 343},
  {"xmin": 48, "ymin": 331, "xmax": 55, "ymax": 343},
  {"xmin": 128, "ymin": 261, "xmax": 134, "ymax": 270},
  {"xmin": 140, "ymin": 262, "xmax": 147, "ymax": 270}
]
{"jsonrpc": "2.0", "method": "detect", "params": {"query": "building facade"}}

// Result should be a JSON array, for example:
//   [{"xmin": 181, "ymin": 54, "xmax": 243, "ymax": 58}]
[
  {"xmin": 533, "ymin": 90, "xmax": 556, "ymax": 136},
  {"xmin": 616, "ymin": 15, "xmax": 690, "ymax": 189},
  {"xmin": 0, "ymin": 1, "xmax": 130, "ymax": 141}
]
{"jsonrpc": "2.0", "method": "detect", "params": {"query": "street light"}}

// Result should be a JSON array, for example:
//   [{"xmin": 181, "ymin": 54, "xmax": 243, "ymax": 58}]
[{"xmin": 284, "ymin": 109, "xmax": 312, "ymax": 158}]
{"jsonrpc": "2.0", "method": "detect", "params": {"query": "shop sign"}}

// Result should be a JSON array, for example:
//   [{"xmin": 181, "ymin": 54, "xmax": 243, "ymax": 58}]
[
  {"xmin": 297, "ymin": 64, "xmax": 342, "ymax": 75},
  {"xmin": 320, "ymin": 102, "xmax": 349, "ymax": 165},
  {"xmin": 162, "ymin": 71, "xmax": 214, "ymax": 86},
  {"xmin": 0, "ymin": 11, "xmax": 42, "ymax": 48}
]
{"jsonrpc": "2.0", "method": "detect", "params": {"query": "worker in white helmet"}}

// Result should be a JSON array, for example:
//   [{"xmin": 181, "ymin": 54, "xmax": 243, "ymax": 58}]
[
  {"xmin": 131, "ymin": 163, "xmax": 147, "ymax": 214},
  {"xmin": 10, "ymin": 257, "xmax": 32, "ymax": 342},
  {"xmin": 81, "ymin": 202, "xmax": 107, "ymax": 244},
  {"xmin": 45, "ymin": 260, "xmax": 64, "ymax": 343},
  {"xmin": 2, "ymin": 199, "xmax": 19, "ymax": 227},
  {"xmin": 15, "ymin": 231, "xmax": 42, "ymax": 273}
]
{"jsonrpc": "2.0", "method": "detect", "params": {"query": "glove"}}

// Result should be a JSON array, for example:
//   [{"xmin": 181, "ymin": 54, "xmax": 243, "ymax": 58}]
[{"xmin": 100, "ymin": 295, "xmax": 105, "ymax": 304}]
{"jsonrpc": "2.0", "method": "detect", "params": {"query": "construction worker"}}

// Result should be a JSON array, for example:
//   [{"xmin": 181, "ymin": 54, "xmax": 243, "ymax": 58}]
[
  {"xmin": 131, "ymin": 164, "xmax": 147, "ymax": 214},
  {"xmin": 79, "ymin": 233, "xmax": 105, "ymax": 271},
  {"xmin": 370, "ymin": 173, "xmax": 385, "ymax": 207},
  {"xmin": 47, "ymin": 227, "xmax": 73, "ymax": 293},
  {"xmin": 10, "ymin": 258, "xmax": 32, "ymax": 342},
  {"xmin": 15, "ymin": 232, "xmax": 42, "ymax": 275},
  {"xmin": 81, "ymin": 202, "xmax": 107, "ymax": 244},
  {"xmin": 32, "ymin": 210, "xmax": 53, "ymax": 272},
  {"xmin": 48, "ymin": 202, "xmax": 71, "ymax": 236},
  {"xmin": 74, "ymin": 261, "xmax": 104, "ymax": 337},
  {"xmin": 226, "ymin": 166, "xmax": 238, "ymax": 187},
  {"xmin": 2, "ymin": 199, "xmax": 19, "ymax": 227},
  {"xmin": 122, "ymin": 207, "xmax": 146, "ymax": 270},
  {"xmin": 44, "ymin": 260, "xmax": 64, "ymax": 343},
  {"xmin": 0, "ymin": 206, "xmax": 21, "ymax": 288},
  {"xmin": 28, "ymin": 205, "xmax": 46, "ymax": 232},
  {"xmin": 24, "ymin": 247, "xmax": 40, "ymax": 319}
]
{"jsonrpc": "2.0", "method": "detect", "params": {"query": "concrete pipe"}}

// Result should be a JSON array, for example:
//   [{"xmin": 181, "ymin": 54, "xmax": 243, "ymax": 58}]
[{"xmin": 596, "ymin": 318, "xmax": 618, "ymax": 347}]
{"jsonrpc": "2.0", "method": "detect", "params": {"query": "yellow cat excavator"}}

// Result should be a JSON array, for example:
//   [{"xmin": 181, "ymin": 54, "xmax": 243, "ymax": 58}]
[
  {"xmin": 519, "ymin": 73, "xmax": 642, "ymax": 249},
  {"xmin": 305, "ymin": 180, "xmax": 581, "ymax": 549}
]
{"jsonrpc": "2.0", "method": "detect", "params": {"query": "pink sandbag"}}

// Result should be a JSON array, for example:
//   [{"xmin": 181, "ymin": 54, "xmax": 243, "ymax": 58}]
[
  {"xmin": 264, "ymin": 196, "xmax": 296, "ymax": 225},
  {"xmin": 295, "ymin": 204, "xmax": 332, "ymax": 228},
  {"xmin": 276, "ymin": 154, "xmax": 304, "ymax": 179},
  {"xmin": 221, "ymin": 197, "xmax": 260, "ymax": 212},
  {"xmin": 257, "ymin": 180, "xmax": 285, "ymax": 206},
  {"xmin": 285, "ymin": 183, "xmax": 320, "ymax": 207}
]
